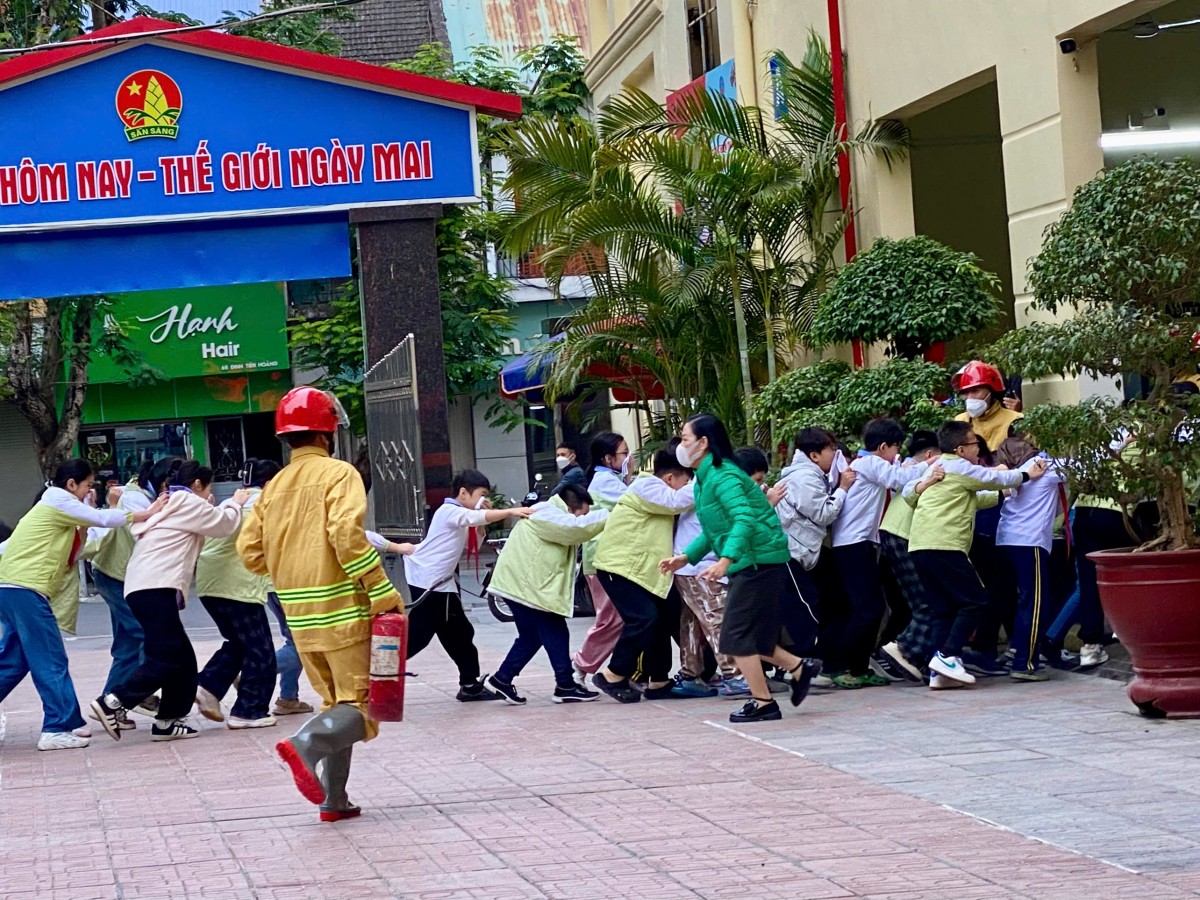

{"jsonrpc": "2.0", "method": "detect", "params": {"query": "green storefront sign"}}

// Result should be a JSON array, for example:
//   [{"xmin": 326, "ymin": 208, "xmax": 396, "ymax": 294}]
[{"xmin": 90, "ymin": 282, "xmax": 289, "ymax": 383}]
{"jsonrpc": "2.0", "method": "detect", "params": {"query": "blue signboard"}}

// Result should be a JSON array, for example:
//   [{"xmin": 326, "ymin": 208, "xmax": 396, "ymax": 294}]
[{"xmin": 0, "ymin": 43, "xmax": 480, "ymax": 231}]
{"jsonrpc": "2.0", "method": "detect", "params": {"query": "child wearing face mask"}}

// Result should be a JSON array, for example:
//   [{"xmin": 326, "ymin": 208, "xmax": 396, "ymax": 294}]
[
  {"xmin": 550, "ymin": 442, "xmax": 587, "ymax": 497},
  {"xmin": 572, "ymin": 432, "xmax": 633, "ymax": 681},
  {"xmin": 592, "ymin": 449, "xmax": 694, "ymax": 703},
  {"xmin": 952, "ymin": 361, "xmax": 1023, "ymax": 454},
  {"xmin": 385, "ymin": 468, "xmax": 532, "ymax": 702}
]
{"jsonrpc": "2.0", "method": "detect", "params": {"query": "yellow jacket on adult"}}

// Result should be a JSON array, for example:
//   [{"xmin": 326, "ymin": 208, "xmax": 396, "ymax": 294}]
[
  {"xmin": 956, "ymin": 402, "xmax": 1022, "ymax": 453},
  {"xmin": 237, "ymin": 445, "xmax": 401, "ymax": 652},
  {"xmin": 593, "ymin": 475, "xmax": 693, "ymax": 598}
]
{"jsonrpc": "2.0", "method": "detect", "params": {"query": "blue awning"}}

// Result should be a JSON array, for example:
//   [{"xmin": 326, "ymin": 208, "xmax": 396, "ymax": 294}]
[{"xmin": 499, "ymin": 334, "xmax": 564, "ymax": 404}]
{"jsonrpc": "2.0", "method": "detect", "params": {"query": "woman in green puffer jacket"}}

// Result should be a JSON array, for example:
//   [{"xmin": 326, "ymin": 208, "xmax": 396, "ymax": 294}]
[{"xmin": 662, "ymin": 414, "xmax": 821, "ymax": 724}]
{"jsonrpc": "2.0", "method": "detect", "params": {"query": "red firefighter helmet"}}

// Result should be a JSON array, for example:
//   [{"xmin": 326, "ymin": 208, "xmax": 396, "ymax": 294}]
[
  {"xmin": 275, "ymin": 386, "xmax": 344, "ymax": 435},
  {"xmin": 951, "ymin": 360, "xmax": 1005, "ymax": 394}
]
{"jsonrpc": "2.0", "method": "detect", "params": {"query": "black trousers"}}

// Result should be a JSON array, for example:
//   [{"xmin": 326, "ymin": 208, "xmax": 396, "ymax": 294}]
[
  {"xmin": 1074, "ymin": 507, "xmax": 1136, "ymax": 643},
  {"xmin": 598, "ymin": 570, "xmax": 673, "ymax": 682},
  {"xmin": 912, "ymin": 550, "xmax": 990, "ymax": 660},
  {"xmin": 829, "ymin": 541, "xmax": 886, "ymax": 676},
  {"xmin": 407, "ymin": 586, "xmax": 481, "ymax": 685},
  {"xmin": 967, "ymin": 533, "xmax": 1016, "ymax": 656},
  {"xmin": 780, "ymin": 559, "xmax": 820, "ymax": 656},
  {"xmin": 197, "ymin": 597, "xmax": 277, "ymax": 720},
  {"xmin": 115, "ymin": 588, "xmax": 197, "ymax": 720}
]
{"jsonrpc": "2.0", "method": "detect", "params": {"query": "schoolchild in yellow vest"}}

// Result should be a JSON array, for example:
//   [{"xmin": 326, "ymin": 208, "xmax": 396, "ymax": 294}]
[
  {"xmin": 194, "ymin": 458, "xmax": 282, "ymax": 730},
  {"xmin": 0, "ymin": 459, "xmax": 162, "ymax": 752},
  {"xmin": 483, "ymin": 482, "xmax": 609, "ymax": 705},
  {"xmin": 906, "ymin": 420, "xmax": 1047, "ymax": 690},
  {"xmin": 238, "ymin": 387, "xmax": 403, "ymax": 822},
  {"xmin": 592, "ymin": 449, "xmax": 694, "ymax": 703}
]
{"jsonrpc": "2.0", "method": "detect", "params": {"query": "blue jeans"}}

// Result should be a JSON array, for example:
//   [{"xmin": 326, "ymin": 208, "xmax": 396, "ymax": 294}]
[
  {"xmin": 496, "ymin": 601, "xmax": 574, "ymax": 688},
  {"xmin": 267, "ymin": 592, "xmax": 301, "ymax": 700},
  {"xmin": 92, "ymin": 568, "xmax": 145, "ymax": 695},
  {"xmin": 0, "ymin": 586, "xmax": 87, "ymax": 732}
]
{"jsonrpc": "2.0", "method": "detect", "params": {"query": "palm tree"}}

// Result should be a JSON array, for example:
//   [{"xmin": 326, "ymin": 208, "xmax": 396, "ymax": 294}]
[{"xmin": 501, "ymin": 33, "xmax": 907, "ymax": 443}]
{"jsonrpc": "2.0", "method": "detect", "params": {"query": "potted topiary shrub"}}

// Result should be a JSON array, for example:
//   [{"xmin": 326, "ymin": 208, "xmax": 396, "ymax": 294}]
[
  {"xmin": 989, "ymin": 155, "xmax": 1200, "ymax": 717},
  {"xmin": 810, "ymin": 234, "xmax": 1001, "ymax": 361}
]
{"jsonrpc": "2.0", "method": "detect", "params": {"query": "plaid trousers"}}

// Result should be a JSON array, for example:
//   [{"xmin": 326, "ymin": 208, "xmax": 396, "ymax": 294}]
[{"xmin": 879, "ymin": 530, "xmax": 936, "ymax": 664}]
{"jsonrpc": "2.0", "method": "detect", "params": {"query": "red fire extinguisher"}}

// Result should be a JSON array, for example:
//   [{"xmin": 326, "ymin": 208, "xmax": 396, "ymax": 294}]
[{"xmin": 368, "ymin": 612, "xmax": 408, "ymax": 722}]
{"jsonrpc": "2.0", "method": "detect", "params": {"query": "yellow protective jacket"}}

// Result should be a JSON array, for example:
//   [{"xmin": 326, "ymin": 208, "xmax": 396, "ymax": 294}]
[{"xmin": 237, "ymin": 445, "xmax": 402, "ymax": 652}]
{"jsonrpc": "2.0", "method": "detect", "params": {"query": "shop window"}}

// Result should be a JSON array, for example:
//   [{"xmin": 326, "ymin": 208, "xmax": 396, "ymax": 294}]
[
  {"xmin": 687, "ymin": 0, "xmax": 720, "ymax": 81},
  {"xmin": 287, "ymin": 278, "xmax": 346, "ymax": 318},
  {"xmin": 81, "ymin": 422, "xmax": 189, "ymax": 487},
  {"xmin": 206, "ymin": 417, "xmax": 246, "ymax": 483}
]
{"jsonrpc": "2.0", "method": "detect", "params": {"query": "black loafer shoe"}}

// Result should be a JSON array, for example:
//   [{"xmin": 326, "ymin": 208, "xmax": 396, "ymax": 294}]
[
  {"xmin": 729, "ymin": 699, "xmax": 781, "ymax": 723},
  {"xmin": 791, "ymin": 659, "xmax": 822, "ymax": 707}
]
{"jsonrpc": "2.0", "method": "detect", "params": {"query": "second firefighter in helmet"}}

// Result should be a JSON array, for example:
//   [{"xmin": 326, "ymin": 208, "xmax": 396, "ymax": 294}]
[{"xmin": 952, "ymin": 360, "xmax": 1022, "ymax": 452}]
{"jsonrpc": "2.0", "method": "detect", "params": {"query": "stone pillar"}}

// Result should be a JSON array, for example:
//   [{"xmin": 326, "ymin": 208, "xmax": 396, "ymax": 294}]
[{"xmin": 351, "ymin": 204, "xmax": 452, "ymax": 510}]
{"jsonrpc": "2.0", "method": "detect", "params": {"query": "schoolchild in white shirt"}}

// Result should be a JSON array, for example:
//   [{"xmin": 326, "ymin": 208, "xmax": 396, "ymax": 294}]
[
  {"xmin": 384, "ymin": 469, "xmax": 531, "ymax": 701},
  {"xmin": 826, "ymin": 418, "xmax": 928, "ymax": 688},
  {"xmin": 995, "ymin": 435, "xmax": 1066, "ymax": 682}
]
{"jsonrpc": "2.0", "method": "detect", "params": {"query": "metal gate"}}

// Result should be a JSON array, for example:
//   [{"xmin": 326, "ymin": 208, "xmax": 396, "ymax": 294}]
[{"xmin": 364, "ymin": 334, "xmax": 425, "ymax": 539}]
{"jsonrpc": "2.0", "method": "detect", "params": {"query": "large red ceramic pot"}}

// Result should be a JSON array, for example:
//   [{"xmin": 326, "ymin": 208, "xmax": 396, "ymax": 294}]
[{"xmin": 1091, "ymin": 548, "xmax": 1200, "ymax": 718}]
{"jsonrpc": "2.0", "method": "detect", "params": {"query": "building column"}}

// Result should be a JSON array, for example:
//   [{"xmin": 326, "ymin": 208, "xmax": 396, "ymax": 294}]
[
  {"xmin": 351, "ymin": 204, "xmax": 452, "ymax": 509},
  {"xmin": 998, "ymin": 41, "xmax": 1103, "ymax": 406}
]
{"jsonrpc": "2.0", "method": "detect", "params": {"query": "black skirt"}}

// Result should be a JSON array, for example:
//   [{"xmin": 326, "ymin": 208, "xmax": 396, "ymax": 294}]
[{"xmin": 718, "ymin": 563, "xmax": 787, "ymax": 657}]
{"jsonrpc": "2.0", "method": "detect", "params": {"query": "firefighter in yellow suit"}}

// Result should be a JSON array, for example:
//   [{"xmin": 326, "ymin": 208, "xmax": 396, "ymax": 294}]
[{"xmin": 238, "ymin": 386, "xmax": 403, "ymax": 822}]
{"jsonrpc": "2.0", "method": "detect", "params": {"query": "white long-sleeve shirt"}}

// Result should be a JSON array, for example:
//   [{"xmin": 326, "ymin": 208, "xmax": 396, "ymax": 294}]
[
  {"xmin": 996, "ymin": 454, "xmax": 1066, "ymax": 554},
  {"xmin": 831, "ymin": 454, "xmax": 926, "ymax": 547},
  {"xmin": 403, "ymin": 499, "xmax": 488, "ymax": 594}
]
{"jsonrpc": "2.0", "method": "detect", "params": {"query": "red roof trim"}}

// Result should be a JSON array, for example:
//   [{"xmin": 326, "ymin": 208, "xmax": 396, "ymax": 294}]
[{"xmin": 0, "ymin": 16, "xmax": 523, "ymax": 119}]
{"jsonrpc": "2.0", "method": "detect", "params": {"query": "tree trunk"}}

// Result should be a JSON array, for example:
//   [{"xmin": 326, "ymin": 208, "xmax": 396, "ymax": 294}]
[
  {"xmin": 2, "ymin": 298, "xmax": 95, "ymax": 480},
  {"xmin": 730, "ymin": 272, "xmax": 754, "ymax": 444},
  {"xmin": 1158, "ymin": 473, "xmax": 1197, "ymax": 552}
]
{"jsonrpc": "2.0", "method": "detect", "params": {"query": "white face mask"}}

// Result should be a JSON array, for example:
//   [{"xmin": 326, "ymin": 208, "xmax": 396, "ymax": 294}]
[
  {"xmin": 619, "ymin": 455, "xmax": 631, "ymax": 477},
  {"xmin": 964, "ymin": 398, "xmax": 989, "ymax": 418},
  {"xmin": 676, "ymin": 442, "xmax": 700, "ymax": 469},
  {"xmin": 555, "ymin": 455, "xmax": 571, "ymax": 471},
  {"xmin": 474, "ymin": 495, "xmax": 488, "ymax": 510}
]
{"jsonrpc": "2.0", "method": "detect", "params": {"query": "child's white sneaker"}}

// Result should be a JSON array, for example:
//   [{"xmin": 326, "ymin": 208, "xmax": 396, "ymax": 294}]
[
  {"xmin": 38, "ymin": 731, "xmax": 89, "ymax": 751},
  {"xmin": 1079, "ymin": 644, "xmax": 1109, "ymax": 668},
  {"xmin": 928, "ymin": 652, "xmax": 976, "ymax": 685}
]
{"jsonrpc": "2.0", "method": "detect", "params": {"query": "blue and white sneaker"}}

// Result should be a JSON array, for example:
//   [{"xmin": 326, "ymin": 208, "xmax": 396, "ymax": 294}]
[
  {"xmin": 928, "ymin": 652, "xmax": 976, "ymax": 685},
  {"xmin": 718, "ymin": 676, "xmax": 752, "ymax": 699},
  {"xmin": 671, "ymin": 676, "xmax": 718, "ymax": 698}
]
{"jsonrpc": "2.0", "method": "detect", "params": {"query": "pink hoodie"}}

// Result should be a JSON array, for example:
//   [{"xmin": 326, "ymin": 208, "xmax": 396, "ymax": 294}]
[{"xmin": 124, "ymin": 491, "xmax": 241, "ymax": 597}]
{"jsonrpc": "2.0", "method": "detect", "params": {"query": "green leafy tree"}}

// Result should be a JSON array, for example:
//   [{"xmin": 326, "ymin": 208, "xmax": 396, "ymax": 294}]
[
  {"xmin": 986, "ymin": 155, "xmax": 1200, "ymax": 551},
  {"xmin": 811, "ymin": 235, "xmax": 1001, "ymax": 360},
  {"xmin": 502, "ymin": 33, "xmax": 906, "ymax": 443},
  {"xmin": 754, "ymin": 357, "xmax": 946, "ymax": 445},
  {"xmin": 220, "ymin": 0, "xmax": 354, "ymax": 55},
  {"xmin": 286, "ymin": 279, "xmax": 366, "ymax": 432}
]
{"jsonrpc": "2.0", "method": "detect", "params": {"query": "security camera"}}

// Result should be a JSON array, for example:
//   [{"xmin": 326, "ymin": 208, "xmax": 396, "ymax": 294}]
[{"xmin": 1059, "ymin": 37, "xmax": 1078, "ymax": 54}]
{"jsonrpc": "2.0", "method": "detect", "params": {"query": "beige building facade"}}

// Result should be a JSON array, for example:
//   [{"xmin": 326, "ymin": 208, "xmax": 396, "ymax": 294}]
[{"xmin": 585, "ymin": 0, "xmax": 1200, "ymax": 404}]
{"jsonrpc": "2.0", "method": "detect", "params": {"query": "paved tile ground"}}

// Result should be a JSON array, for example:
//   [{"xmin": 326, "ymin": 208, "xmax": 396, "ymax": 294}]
[{"xmin": 4, "ymin": 603, "xmax": 1200, "ymax": 899}]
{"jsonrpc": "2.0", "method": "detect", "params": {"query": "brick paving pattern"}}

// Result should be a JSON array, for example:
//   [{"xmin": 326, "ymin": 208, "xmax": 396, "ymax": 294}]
[{"xmin": 3, "ymin": 613, "xmax": 1199, "ymax": 898}]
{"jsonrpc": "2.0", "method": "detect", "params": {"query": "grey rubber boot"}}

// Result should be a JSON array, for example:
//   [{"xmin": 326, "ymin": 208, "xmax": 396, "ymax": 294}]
[
  {"xmin": 319, "ymin": 746, "xmax": 361, "ymax": 820},
  {"xmin": 276, "ymin": 704, "xmax": 366, "ymax": 805}
]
